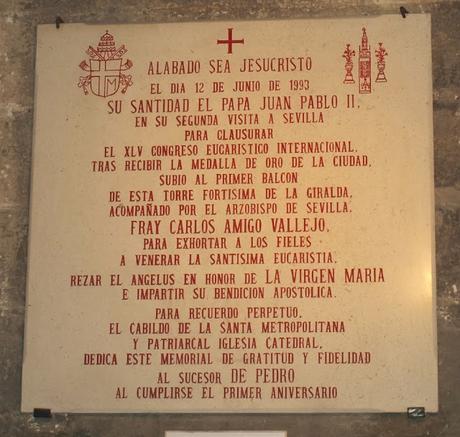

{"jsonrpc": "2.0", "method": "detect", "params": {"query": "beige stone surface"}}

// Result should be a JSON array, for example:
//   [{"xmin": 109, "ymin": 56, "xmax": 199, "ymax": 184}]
[{"xmin": 21, "ymin": 16, "xmax": 437, "ymax": 414}]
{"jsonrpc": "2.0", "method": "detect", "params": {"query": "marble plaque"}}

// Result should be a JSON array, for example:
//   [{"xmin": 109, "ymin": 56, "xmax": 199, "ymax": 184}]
[{"xmin": 22, "ymin": 15, "xmax": 437, "ymax": 413}]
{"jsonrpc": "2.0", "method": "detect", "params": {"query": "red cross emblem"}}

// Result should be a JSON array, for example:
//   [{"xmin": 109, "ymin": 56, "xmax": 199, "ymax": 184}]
[{"xmin": 217, "ymin": 28, "xmax": 245, "ymax": 54}]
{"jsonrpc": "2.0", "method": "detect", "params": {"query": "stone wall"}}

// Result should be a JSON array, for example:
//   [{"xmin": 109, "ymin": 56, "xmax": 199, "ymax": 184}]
[{"xmin": 0, "ymin": 1, "xmax": 458, "ymax": 436}]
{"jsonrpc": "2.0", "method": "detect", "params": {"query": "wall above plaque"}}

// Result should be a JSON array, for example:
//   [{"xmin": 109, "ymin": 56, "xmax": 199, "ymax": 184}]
[{"xmin": 22, "ymin": 15, "xmax": 437, "ymax": 413}]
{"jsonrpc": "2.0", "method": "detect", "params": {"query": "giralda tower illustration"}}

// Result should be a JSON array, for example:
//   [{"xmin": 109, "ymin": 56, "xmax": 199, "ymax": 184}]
[{"xmin": 359, "ymin": 27, "xmax": 371, "ymax": 93}]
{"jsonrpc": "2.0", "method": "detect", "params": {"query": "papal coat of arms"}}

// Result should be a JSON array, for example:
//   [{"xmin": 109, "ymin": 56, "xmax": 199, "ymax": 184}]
[{"xmin": 78, "ymin": 31, "xmax": 133, "ymax": 97}]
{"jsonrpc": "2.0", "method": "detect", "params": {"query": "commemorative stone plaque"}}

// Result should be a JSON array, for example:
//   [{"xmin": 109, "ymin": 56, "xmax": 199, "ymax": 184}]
[{"xmin": 22, "ymin": 15, "xmax": 437, "ymax": 413}]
